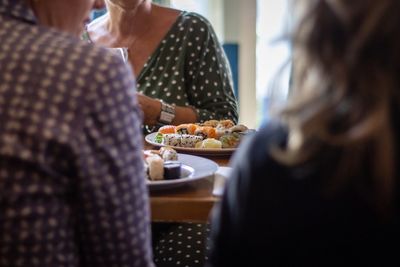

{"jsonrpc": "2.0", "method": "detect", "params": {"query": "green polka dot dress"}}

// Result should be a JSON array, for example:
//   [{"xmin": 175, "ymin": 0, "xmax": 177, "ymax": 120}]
[{"xmin": 136, "ymin": 11, "xmax": 239, "ymax": 130}]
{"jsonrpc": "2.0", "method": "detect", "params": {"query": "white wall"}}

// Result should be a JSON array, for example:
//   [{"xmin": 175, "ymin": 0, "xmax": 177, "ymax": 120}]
[{"xmin": 224, "ymin": 0, "xmax": 257, "ymax": 129}]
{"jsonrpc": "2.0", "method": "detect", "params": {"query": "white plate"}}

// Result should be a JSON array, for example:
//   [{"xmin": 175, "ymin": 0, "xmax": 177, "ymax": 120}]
[
  {"xmin": 145, "ymin": 132, "xmax": 236, "ymax": 156},
  {"xmin": 147, "ymin": 153, "xmax": 219, "ymax": 190}
]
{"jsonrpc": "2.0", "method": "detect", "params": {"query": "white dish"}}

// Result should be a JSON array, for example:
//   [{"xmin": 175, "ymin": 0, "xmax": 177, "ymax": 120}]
[
  {"xmin": 145, "ymin": 132, "xmax": 236, "ymax": 156},
  {"xmin": 212, "ymin": 166, "xmax": 233, "ymax": 197},
  {"xmin": 147, "ymin": 153, "xmax": 219, "ymax": 190}
]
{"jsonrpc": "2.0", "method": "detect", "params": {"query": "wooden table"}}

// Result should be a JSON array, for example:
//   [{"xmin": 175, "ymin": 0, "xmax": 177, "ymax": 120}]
[{"xmin": 145, "ymin": 143, "xmax": 231, "ymax": 223}]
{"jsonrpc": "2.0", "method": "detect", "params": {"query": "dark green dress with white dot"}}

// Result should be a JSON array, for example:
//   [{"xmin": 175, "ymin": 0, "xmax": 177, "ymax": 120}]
[
  {"xmin": 136, "ymin": 11, "xmax": 238, "ymax": 130},
  {"xmin": 145, "ymin": 12, "xmax": 235, "ymax": 267}
]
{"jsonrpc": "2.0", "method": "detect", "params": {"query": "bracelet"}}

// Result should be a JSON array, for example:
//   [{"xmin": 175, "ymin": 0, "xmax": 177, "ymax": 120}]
[{"xmin": 158, "ymin": 100, "xmax": 176, "ymax": 124}]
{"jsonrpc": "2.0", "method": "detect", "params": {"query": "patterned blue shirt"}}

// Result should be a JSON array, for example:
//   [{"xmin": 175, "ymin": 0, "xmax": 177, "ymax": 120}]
[{"xmin": 0, "ymin": 1, "xmax": 154, "ymax": 266}]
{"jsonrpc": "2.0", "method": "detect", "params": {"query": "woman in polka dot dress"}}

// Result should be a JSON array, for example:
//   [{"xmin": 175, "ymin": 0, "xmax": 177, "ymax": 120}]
[
  {"xmin": 85, "ymin": 1, "xmax": 238, "ymax": 266},
  {"xmin": 85, "ymin": 0, "xmax": 238, "ymax": 133}
]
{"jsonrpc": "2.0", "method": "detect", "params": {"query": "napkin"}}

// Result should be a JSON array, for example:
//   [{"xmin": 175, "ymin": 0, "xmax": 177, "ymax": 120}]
[{"xmin": 213, "ymin": 166, "xmax": 232, "ymax": 196}]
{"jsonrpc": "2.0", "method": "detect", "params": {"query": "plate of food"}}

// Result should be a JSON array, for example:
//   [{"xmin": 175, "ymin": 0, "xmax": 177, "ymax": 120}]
[
  {"xmin": 145, "ymin": 119, "xmax": 255, "ymax": 156},
  {"xmin": 144, "ymin": 147, "xmax": 218, "ymax": 190}
]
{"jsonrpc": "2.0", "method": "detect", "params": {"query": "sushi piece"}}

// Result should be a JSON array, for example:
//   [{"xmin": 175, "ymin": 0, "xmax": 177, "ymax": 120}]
[
  {"xmin": 163, "ymin": 161, "xmax": 182, "ymax": 180},
  {"xmin": 219, "ymin": 132, "xmax": 241, "ymax": 148},
  {"xmin": 180, "ymin": 134, "xmax": 203, "ymax": 148},
  {"xmin": 194, "ymin": 126, "xmax": 217, "ymax": 139},
  {"xmin": 229, "ymin": 124, "xmax": 248, "ymax": 133},
  {"xmin": 158, "ymin": 125, "xmax": 176, "ymax": 134},
  {"xmin": 162, "ymin": 134, "xmax": 181, "ymax": 147},
  {"xmin": 146, "ymin": 155, "xmax": 164, "ymax": 181},
  {"xmin": 198, "ymin": 138, "xmax": 222, "ymax": 149},
  {"xmin": 216, "ymin": 119, "xmax": 235, "ymax": 130},
  {"xmin": 159, "ymin": 146, "xmax": 178, "ymax": 161},
  {"xmin": 202, "ymin": 120, "xmax": 219, "ymax": 127},
  {"xmin": 175, "ymin": 123, "xmax": 198, "ymax": 135}
]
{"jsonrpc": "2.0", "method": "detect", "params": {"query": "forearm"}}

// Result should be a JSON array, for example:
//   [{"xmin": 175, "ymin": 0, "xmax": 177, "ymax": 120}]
[
  {"xmin": 172, "ymin": 105, "xmax": 198, "ymax": 125},
  {"xmin": 144, "ymin": 102, "xmax": 197, "ymax": 125},
  {"xmin": 138, "ymin": 93, "xmax": 197, "ymax": 125}
]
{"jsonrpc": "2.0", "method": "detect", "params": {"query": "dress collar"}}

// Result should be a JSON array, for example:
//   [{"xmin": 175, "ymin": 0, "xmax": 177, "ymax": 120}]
[{"xmin": 0, "ymin": 0, "xmax": 37, "ymax": 24}]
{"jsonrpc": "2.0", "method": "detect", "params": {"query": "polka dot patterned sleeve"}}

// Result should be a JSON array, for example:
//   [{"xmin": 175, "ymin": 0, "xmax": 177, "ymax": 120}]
[{"xmin": 74, "ymin": 54, "xmax": 154, "ymax": 267}]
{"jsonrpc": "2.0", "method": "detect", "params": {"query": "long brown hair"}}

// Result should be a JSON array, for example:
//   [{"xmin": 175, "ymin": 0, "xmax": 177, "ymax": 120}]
[{"xmin": 274, "ymin": 0, "xmax": 400, "ymax": 215}]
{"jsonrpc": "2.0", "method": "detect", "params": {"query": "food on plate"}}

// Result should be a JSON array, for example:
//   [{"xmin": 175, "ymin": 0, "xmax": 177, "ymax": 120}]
[
  {"xmin": 143, "ymin": 147, "xmax": 182, "ymax": 181},
  {"xmin": 158, "ymin": 125, "xmax": 176, "ymax": 134},
  {"xmin": 180, "ymin": 134, "xmax": 204, "ymax": 147},
  {"xmin": 202, "ymin": 120, "xmax": 219, "ymax": 127},
  {"xmin": 194, "ymin": 126, "xmax": 217, "ymax": 139},
  {"xmin": 163, "ymin": 161, "xmax": 182, "ymax": 180},
  {"xmin": 216, "ymin": 119, "xmax": 235, "ymax": 130},
  {"xmin": 153, "ymin": 119, "xmax": 254, "ymax": 149},
  {"xmin": 145, "ymin": 154, "xmax": 164, "ymax": 181},
  {"xmin": 162, "ymin": 134, "xmax": 182, "ymax": 146},
  {"xmin": 195, "ymin": 138, "xmax": 222, "ymax": 149},
  {"xmin": 162, "ymin": 134, "xmax": 203, "ymax": 147},
  {"xmin": 159, "ymin": 146, "xmax": 178, "ymax": 161},
  {"xmin": 219, "ymin": 132, "xmax": 241, "ymax": 148},
  {"xmin": 229, "ymin": 124, "xmax": 248, "ymax": 133},
  {"xmin": 175, "ymin": 123, "xmax": 198, "ymax": 135}
]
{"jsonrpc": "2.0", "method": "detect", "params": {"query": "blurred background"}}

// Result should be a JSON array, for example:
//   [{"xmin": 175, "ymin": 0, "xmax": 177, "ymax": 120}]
[{"xmin": 91, "ymin": 0, "xmax": 292, "ymax": 129}]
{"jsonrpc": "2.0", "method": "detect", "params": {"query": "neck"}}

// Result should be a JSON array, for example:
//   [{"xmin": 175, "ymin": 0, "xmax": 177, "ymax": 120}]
[{"xmin": 105, "ymin": 0, "xmax": 152, "ymax": 38}]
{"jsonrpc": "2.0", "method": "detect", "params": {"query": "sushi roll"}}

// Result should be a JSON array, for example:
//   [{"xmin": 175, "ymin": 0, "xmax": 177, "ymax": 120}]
[
  {"xmin": 162, "ymin": 134, "xmax": 181, "ymax": 147},
  {"xmin": 216, "ymin": 119, "xmax": 235, "ymax": 130},
  {"xmin": 194, "ymin": 126, "xmax": 217, "ymax": 139},
  {"xmin": 175, "ymin": 123, "xmax": 198, "ymax": 135},
  {"xmin": 219, "ymin": 132, "xmax": 241, "ymax": 148},
  {"xmin": 146, "ymin": 155, "xmax": 164, "ymax": 180},
  {"xmin": 158, "ymin": 125, "xmax": 176, "ymax": 134},
  {"xmin": 159, "ymin": 146, "xmax": 178, "ymax": 161},
  {"xmin": 163, "ymin": 161, "xmax": 182, "ymax": 180},
  {"xmin": 229, "ymin": 124, "xmax": 249, "ymax": 133},
  {"xmin": 180, "ymin": 134, "xmax": 203, "ymax": 147},
  {"xmin": 202, "ymin": 120, "xmax": 219, "ymax": 127}
]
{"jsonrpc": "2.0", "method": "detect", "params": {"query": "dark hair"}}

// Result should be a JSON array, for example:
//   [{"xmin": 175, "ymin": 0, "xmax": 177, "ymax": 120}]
[{"xmin": 274, "ymin": 0, "xmax": 400, "ymax": 216}]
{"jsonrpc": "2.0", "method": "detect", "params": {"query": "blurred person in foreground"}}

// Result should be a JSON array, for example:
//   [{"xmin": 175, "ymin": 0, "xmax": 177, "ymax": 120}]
[
  {"xmin": 207, "ymin": 0, "xmax": 400, "ymax": 266},
  {"xmin": 0, "ymin": 0, "xmax": 154, "ymax": 266},
  {"xmin": 84, "ymin": 0, "xmax": 238, "ymax": 134}
]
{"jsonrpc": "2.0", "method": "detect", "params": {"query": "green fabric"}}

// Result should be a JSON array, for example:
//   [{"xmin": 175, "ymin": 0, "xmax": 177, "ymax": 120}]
[{"xmin": 136, "ymin": 11, "xmax": 239, "ymax": 127}]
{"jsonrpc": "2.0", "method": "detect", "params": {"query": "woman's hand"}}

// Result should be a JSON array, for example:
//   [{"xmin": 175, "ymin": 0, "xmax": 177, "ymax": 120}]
[
  {"xmin": 137, "ymin": 93, "xmax": 198, "ymax": 126},
  {"xmin": 136, "ymin": 93, "xmax": 162, "ymax": 126}
]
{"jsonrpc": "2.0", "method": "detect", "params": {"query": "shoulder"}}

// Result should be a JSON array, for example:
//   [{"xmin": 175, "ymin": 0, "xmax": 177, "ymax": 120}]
[
  {"xmin": 24, "ymin": 25, "xmax": 133, "ymax": 102},
  {"xmin": 37, "ymin": 26, "xmax": 129, "ymax": 83},
  {"xmin": 177, "ymin": 11, "xmax": 215, "ymax": 34}
]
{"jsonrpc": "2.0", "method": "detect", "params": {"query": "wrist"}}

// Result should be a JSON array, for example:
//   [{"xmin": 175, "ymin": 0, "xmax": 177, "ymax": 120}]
[{"xmin": 158, "ymin": 100, "xmax": 176, "ymax": 125}]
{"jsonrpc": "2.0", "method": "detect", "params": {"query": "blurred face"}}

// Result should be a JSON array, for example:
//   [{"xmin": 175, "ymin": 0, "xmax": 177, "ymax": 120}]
[{"xmin": 30, "ymin": 0, "xmax": 95, "ymax": 36}]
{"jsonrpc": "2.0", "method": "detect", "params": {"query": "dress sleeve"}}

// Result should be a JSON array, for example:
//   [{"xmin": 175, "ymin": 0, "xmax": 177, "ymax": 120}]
[
  {"xmin": 74, "ymin": 54, "xmax": 154, "ymax": 267},
  {"xmin": 184, "ymin": 15, "xmax": 239, "ymax": 124}
]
